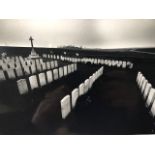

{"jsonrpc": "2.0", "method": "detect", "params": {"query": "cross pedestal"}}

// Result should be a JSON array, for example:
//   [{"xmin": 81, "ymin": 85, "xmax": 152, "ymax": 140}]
[{"xmin": 28, "ymin": 36, "xmax": 40, "ymax": 59}]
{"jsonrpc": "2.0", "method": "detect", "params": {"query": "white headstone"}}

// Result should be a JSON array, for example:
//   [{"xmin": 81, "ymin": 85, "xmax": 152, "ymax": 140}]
[
  {"xmin": 84, "ymin": 79, "xmax": 89, "ymax": 93},
  {"xmin": 68, "ymin": 65, "xmax": 71, "ymax": 74},
  {"xmin": 54, "ymin": 61, "xmax": 58, "ymax": 68},
  {"xmin": 46, "ymin": 62, "xmax": 51, "ymax": 69},
  {"xmin": 6, "ymin": 68, "xmax": 16, "ymax": 79},
  {"xmin": 30, "ymin": 64, "xmax": 37, "ymax": 74},
  {"xmin": 46, "ymin": 70, "xmax": 53, "ymax": 83},
  {"xmin": 150, "ymin": 100, "xmax": 155, "ymax": 117},
  {"xmin": 129, "ymin": 63, "xmax": 133, "ymax": 69},
  {"xmin": 29, "ymin": 75, "xmax": 39, "ymax": 90},
  {"xmin": 17, "ymin": 79, "xmax": 29, "ymax": 95},
  {"xmin": 141, "ymin": 79, "xmax": 148, "ymax": 93},
  {"xmin": 23, "ymin": 66, "xmax": 31, "ymax": 75},
  {"xmin": 71, "ymin": 64, "xmax": 74, "ymax": 72},
  {"xmin": 122, "ymin": 61, "xmax": 126, "ymax": 68},
  {"xmin": 139, "ymin": 76, "xmax": 145, "ymax": 88},
  {"xmin": 48, "ymin": 54, "xmax": 51, "ymax": 58},
  {"xmin": 79, "ymin": 83, "xmax": 84, "ymax": 96},
  {"xmin": 89, "ymin": 76, "xmax": 93, "ymax": 89},
  {"xmin": 1, "ymin": 62, "xmax": 8, "ymax": 70},
  {"xmin": 137, "ymin": 73, "xmax": 143, "ymax": 85},
  {"xmin": 63, "ymin": 66, "xmax": 68, "ymax": 76},
  {"xmin": 146, "ymin": 88, "xmax": 155, "ymax": 108},
  {"xmin": 50, "ymin": 61, "xmax": 55, "ymax": 69},
  {"xmin": 38, "ymin": 72, "xmax": 47, "ymax": 87},
  {"xmin": 0, "ymin": 70, "xmax": 6, "ymax": 81},
  {"xmin": 143, "ymin": 83, "xmax": 152, "ymax": 99},
  {"xmin": 36, "ymin": 60, "xmax": 42, "ymax": 71},
  {"xmin": 71, "ymin": 88, "xmax": 79, "ymax": 108},
  {"xmin": 41, "ymin": 63, "xmax": 47, "ymax": 71},
  {"xmin": 136, "ymin": 72, "xmax": 142, "ymax": 83},
  {"xmin": 15, "ymin": 67, "xmax": 24, "ymax": 77},
  {"xmin": 59, "ymin": 67, "xmax": 63, "ymax": 78},
  {"xmin": 60, "ymin": 95, "xmax": 71, "ymax": 119},
  {"xmin": 53, "ymin": 69, "xmax": 59, "ymax": 80}
]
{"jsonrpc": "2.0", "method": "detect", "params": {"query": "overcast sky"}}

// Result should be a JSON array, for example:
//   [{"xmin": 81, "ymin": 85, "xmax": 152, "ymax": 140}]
[{"xmin": 0, "ymin": 19, "xmax": 155, "ymax": 49}]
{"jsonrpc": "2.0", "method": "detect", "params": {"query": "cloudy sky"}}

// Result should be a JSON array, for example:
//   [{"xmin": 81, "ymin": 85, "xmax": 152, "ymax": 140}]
[{"xmin": 0, "ymin": 19, "xmax": 155, "ymax": 49}]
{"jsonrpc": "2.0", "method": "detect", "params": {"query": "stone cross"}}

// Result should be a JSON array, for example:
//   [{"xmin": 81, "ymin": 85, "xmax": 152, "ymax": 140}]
[{"xmin": 29, "ymin": 36, "xmax": 34, "ymax": 48}]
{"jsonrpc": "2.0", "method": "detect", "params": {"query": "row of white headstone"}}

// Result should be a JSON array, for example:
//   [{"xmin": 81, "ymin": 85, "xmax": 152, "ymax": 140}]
[
  {"xmin": 60, "ymin": 66, "xmax": 104, "ymax": 119},
  {"xmin": 0, "ymin": 56, "xmax": 58, "ymax": 72},
  {"xmin": 0, "ymin": 58, "xmax": 58, "ymax": 81},
  {"xmin": 42, "ymin": 54, "xmax": 133, "ymax": 69},
  {"xmin": 136, "ymin": 72, "xmax": 155, "ymax": 118},
  {"xmin": 16, "ymin": 63, "xmax": 77, "ymax": 95}
]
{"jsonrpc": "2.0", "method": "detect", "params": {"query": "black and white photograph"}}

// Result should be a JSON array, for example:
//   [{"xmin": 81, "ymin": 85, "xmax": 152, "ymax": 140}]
[
  {"xmin": 0, "ymin": 19, "xmax": 155, "ymax": 135},
  {"xmin": 0, "ymin": 1, "xmax": 155, "ymax": 154}
]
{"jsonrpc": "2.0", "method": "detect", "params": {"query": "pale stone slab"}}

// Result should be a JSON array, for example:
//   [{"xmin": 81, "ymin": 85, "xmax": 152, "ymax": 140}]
[
  {"xmin": 17, "ymin": 79, "xmax": 29, "ymax": 95},
  {"xmin": 38, "ymin": 72, "xmax": 47, "ymax": 87},
  {"xmin": 79, "ymin": 83, "xmax": 84, "ymax": 96},
  {"xmin": 71, "ymin": 88, "xmax": 79, "ymax": 108},
  {"xmin": 0, "ymin": 70, "xmax": 6, "ymax": 81},
  {"xmin": 63, "ymin": 66, "xmax": 67, "ymax": 76},
  {"xmin": 59, "ymin": 67, "xmax": 63, "ymax": 78},
  {"xmin": 60, "ymin": 95, "xmax": 71, "ymax": 119},
  {"xmin": 146, "ymin": 88, "xmax": 155, "ymax": 108},
  {"xmin": 143, "ymin": 83, "xmax": 152, "ymax": 100},
  {"xmin": 53, "ymin": 69, "xmax": 59, "ymax": 80},
  {"xmin": 29, "ymin": 75, "xmax": 39, "ymax": 90},
  {"xmin": 46, "ymin": 70, "xmax": 53, "ymax": 83}
]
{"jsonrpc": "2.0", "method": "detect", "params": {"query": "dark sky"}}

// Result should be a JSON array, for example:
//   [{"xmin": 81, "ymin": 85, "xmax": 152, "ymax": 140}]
[{"xmin": 0, "ymin": 19, "xmax": 155, "ymax": 49}]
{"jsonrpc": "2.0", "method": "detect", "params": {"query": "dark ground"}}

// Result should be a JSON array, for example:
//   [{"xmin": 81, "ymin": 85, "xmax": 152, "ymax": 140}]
[
  {"xmin": 0, "ymin": 64, "xmax": 154, "ymax": 135},
  {"xmin": 53, "ymin": 67, "xmax": 154, "ymax": 135}
]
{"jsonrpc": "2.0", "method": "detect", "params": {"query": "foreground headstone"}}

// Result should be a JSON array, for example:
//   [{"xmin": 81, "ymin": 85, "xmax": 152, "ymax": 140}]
[
  {"xmin": 59, "ymin": 67, "xmax": 63, "ymax": 78},
  {"xmin": 17, "ymin": 79, "xmax": 29, "ymax": 95},
  {"xmin": 60, "ymin": 95, "xmax": 71, "ymax": 119},
  {"xmin": 30, "ymin": 64, "xmax": 37, "ymax": 74},
  {"xmin": 54, "ymin": 61, "xmax": 58, "ymax": 68},
  {"xmin": 23, "ymin": 66, "xmax": 31, "ymax": 75},
  {"xmin": 79, "ymin": 83, "xmax": 84, "ymax": 96},
  {"xmin": 68, "ymin": 65, "xmax": 71, "ymax": 74},
  {"xmin": 150, "ymin": 100, "xmax": 155, "ymax": 117},
  {"xmin": 50, "ymin": 61, "xmax": 55, "ymax": 69},
  {"xmin": 141, "ymin": 79, "xmax": 148, "ymax": 93},
  {"xmin": 6, "ymin": 68, "xmax": 16, "ymax": 79},
  {"xmin": 71, "ymin": 88, "xmax": 79, "ymax": 108},
  {"xmin": 143, "ymin": 83, "xmax": 152, "ymax": 100},
  {"xmin": 146, "ymin": 88, "xmax": 155, "ymax": 108},
  {"xmin": 36, "ymin": 59, "xmax": 42, "ymax": 71},
  {"xmin": 74, "ymin": 63, "xmax": 77, "ymax": 71},
  {"xmin": 122, "ymin": 61, "xmax": 126, "ymax": 68},
  {"xmin": 29, "ymin": 75, "xmax": 39, "ymax": 90},
  {"xmin": 46, "ymin": 70, "xmax": 53, "ymax": 83},
  {"xmin": 46, "ymin": 62, "xmax": 51, "ymax": 70},
  {"xmin": 89, "ymin": 76, "xmax": 93, "ymax": 89},
  {"xmin": 139, "ymin": 76, "xmax": 145, "ymax": 88},
  {"xmin": 136, "ymin": 72, "xmax": 142, "ymax": 84},
  {"xmin": 41, "ymin": 63, "xmax": 46, "ymax": 71},
  {"xmin": 137, "ymin": 73, "xmax": 143, "ymax": 86},
  {"xmin": 53, "ymin": 69, "xmax": 59, "ymax": 80},
  {"xmin": 63, "ymin": 66, "xmax": 67, "ymax": 76},
  {"xmin": 71, "ymin": 64, "xmax": 74, "ymax": 72},
  {"xmin": 38, "ymin": 72, "xmax": 47, "ymax": 87},
  {"xmin": 0, "ymin": 70, "xmax": 6, "ymax": 81},
  {"xmin": 15, "ymin": 67, "xmax": 24, "ymax": 77},
  {"xmin": 84, "ymin": 79, "xmax": 89, "ymax": 93}
]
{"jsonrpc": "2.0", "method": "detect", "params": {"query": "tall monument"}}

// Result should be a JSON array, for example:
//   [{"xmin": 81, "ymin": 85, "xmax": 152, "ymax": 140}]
[{"xmin": 28, "ymin": 36, "xmax": 40, "ymax": 59}]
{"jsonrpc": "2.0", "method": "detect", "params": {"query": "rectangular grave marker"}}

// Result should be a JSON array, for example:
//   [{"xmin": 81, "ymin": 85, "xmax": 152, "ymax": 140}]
[{"xmin": 60, "ymin": 95, "xmax": 71, "ymax": 119}]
